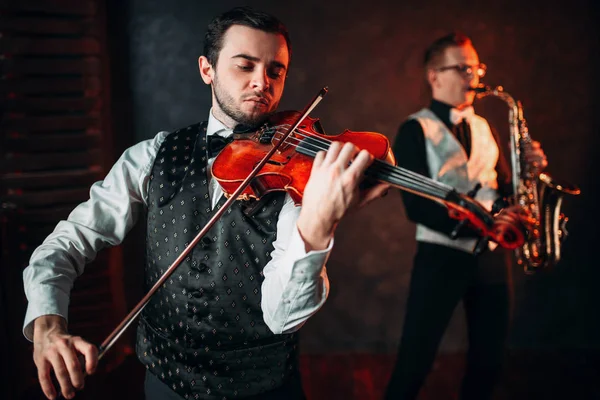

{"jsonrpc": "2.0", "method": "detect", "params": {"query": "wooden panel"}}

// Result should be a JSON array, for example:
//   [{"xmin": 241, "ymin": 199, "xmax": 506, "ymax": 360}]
[
  {"xmin": 0, "ymin": 0, "xmax": 97, "ymax": 16},
  {"xmin": 3, "ymin": 187, "xmax": 91, "ymax": 207},
  {"xmin": 10, "ymin": 206, "xmax": 76, "ymax": 223},
  {"xmin": 2, "ymin": 97, "xmax": 100, "ymax": 112},
  {"xmin": 14, "ymin": 231, "xmax": 54, "ymax": 251},
  {"xmin": 0, "ymin": 77, "xmax": 101, "ymax": 95},
  {"xmin": 0, "ymin": 37, "xmax": 100, "ymax": 55},
  {"xmin": 14, "ymin": 219, "xmax": 90, "ymax": 250},
  {"xmin": 4, "ymin": 133, "xmax": 102, "ymax": 152},
  {"xmin": 0, "ymin": 17, "xmax": 97, "ymax": 35},
  {"xmin": 70, "ymin": 288, "xmax": 112, "ymax": 303},
  {"xmin": 0, "ymin": 1, "xmax": 129, "ymax": 397},
  {"xmin": 0, "ymin": 274, "xmax": 13, "ymax": 400},
  {"xmin": 71, "ymin": 270, "xmax": 111, "ymax": 291},
  {"xmin": 21, "ymin": 222, "xmax": 66, "ymax": 235},
  {"xmin": 69, "ymin": 303, "xmax": 115, "ymax": 322},
  {"xmin": 71, "ymin": 322, "xmax": 117, "ymax": 339},
  {"xmin": 1, "ymin": 149, "xmax": 102, "ymax": 172},
  {"xmin": 2, "ymin": 116, "xmax": 101, "ymax": 132},
  {"xmin": 0, "ymin": 169, "xmax": 102, "ymax": 189},
  {"xmin": 1, "ymin": 58, "xmax": 101, "ymax": 76}
]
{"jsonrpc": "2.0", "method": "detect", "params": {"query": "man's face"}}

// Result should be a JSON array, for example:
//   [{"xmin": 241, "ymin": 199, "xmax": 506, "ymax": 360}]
[
  {"xmin": 200, "ymin": 25, "xmax": 289, "ymax": 128},
  {"xmin": 429, "ymin": 44, "xmax": 482, "ymax": 108}
]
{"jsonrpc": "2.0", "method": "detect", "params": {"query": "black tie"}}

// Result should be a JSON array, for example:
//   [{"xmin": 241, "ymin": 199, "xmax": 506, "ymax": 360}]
[
  {"xmin": 454, "ymin": 118, "xmax": 471, "ymax": 158},
  {"xmin": 206, "ymin": 134, "xmax": 234, "ymax": 158}
]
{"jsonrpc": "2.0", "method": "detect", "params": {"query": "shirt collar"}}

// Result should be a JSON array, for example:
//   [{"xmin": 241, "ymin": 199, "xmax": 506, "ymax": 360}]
[
  {"xmin": 207, "ymin": 108, "xmax": 233, "ymax": 138},
  {"xmin": 429, "ymin": 99, "xmax": 454, "ymax": 130}
]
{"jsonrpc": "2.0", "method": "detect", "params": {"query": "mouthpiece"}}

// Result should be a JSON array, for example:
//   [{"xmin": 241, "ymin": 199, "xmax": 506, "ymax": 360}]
[{"xmin": 469, "ymin": 84, "xmax": 491, "ymax": 93}]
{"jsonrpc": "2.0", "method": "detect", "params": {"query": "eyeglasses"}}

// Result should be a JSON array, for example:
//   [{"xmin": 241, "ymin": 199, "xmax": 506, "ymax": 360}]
[{"xmin": 436, "ymin": 63, "xmax": 487, "ymax": 78}]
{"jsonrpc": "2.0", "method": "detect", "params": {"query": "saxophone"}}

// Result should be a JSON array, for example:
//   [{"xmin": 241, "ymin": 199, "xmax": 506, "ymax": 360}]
[{"xmin": 473, "ymin": 85, "xmax": 580, "ymax": 273}]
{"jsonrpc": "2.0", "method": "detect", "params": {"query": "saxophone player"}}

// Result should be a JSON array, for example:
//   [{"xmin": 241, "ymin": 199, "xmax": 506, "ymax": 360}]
[{"xmin": 385, "ymin": 32, "xmax": 547, "ymax": 400}]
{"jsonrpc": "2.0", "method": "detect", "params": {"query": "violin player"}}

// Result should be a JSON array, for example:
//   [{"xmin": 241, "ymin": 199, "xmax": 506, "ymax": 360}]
[{"xmin": 22, "ymin": 7, "xmax": 389, "ymax": 400}]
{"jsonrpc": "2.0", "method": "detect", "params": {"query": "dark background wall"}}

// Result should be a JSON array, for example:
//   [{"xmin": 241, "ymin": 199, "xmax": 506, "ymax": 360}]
[{"xmin": 110, "ymin": 0, "xmax": 600, "ymax": 354}]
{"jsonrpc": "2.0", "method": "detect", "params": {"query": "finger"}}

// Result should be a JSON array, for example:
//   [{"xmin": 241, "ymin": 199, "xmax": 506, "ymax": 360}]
[
  {"xmin": 358, "ymin": 183, "xmax": 390, "ymax": 207},
  {"xmin": 312, "ymin": 150, "xmax": 326, "ymax": 169},
  {"xmin": 529, "ymin": 154, "xmax": 545, "ymax": 161},
  {"xmin": 519, "ymin": 214, "xmax": 536, "ymax": 226},
  {"xmin": 62, "ymin": 341, "xmax": 86, "ymax": 390},
  {"xmin": 323, "ymin": 141, "xmax": 342, "ymax": 166},
  {"xmin": 498, "ymin": 210, "xmax": 533, "ymax": 230},
  {"xmin": 335, "ymin": 142, "xmax": 360, "ymax": 168},
  {"xmin": 511, "ymin": 205, "xmax": 530, "ymax": 216},
  {"xmin": 37, "ymin": 358, "xmax": 57, "ymax": 400},
  {"xmin": 525, "ymin": 150, "xmax": 542, "ymax": 160},
  {"xmin": 345, "ymin": 149, "xmax": 372, "ymax": 177},
  {"xmin": 47, "ymin": 352, "xmax": 75, "ymax": 399},
  {"xmin": 494, "ymin": 213, "xmax": 519, "ymax": 226},
  {"xmin": 73, "ymin": 338, "xmax": 98, "ymax": 375},
  {"xmin": 526, "ymin": 151, "xmax": 546, "ymax": 165}
]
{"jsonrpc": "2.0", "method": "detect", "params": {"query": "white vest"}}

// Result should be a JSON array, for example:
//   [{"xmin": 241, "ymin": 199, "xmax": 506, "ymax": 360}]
[{"xmin": 410, "ymin": 108, "xmax": 500, "ymax": 253}]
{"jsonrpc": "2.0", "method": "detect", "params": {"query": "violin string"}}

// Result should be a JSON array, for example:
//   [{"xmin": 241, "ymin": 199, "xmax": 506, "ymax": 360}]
[
  {"xmin": 272, "ymin": 126, "xmax": 452, "ymax": 197},
  {"xmin": 368, "ymin": 161, "xmax": 453, "ymax": 197},
  {"xmin": 266, "ymin": 125, "xmax": 453, "ymax": 197},
  {"xmin": 274, "ymin": 124, "xmax": 453, "ymax": 187},
  {"xmin": 282, "ymin": 140, "xmax": 450, "ymax": 198}
]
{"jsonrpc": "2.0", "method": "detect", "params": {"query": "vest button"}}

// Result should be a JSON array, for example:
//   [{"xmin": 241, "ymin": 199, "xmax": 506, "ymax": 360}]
[
  {"xmin": 190, "ymin": 262, "xmax": 208, "ymax": 272},
  {"xmin": 200, "ymin": 237, "xmax": 212, "ymax": 248}
]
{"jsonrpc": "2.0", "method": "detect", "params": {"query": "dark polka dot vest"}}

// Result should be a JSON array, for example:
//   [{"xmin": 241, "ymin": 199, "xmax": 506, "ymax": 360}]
[{"xmin": 136, "ymin": 122, "xmax": 299, "ymax": 399}]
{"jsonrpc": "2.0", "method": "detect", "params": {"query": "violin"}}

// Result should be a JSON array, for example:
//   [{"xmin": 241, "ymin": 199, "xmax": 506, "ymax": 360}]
[
  {"xmin": 82, "ymin": 92, "xmax": 524, "ymax": 386},
  {"xmin": 212, "ymin": 110, "xmax": 525, "ymax": 250}
]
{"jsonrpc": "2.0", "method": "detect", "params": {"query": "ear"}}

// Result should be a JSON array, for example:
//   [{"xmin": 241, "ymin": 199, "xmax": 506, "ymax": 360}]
[
  {"xmin": 426, "ymin": 67, "xmax": 437, "ymax": 88},
  {"xmin": 198, "ymin": 56, "xmax": 214, "ymax": 85}
]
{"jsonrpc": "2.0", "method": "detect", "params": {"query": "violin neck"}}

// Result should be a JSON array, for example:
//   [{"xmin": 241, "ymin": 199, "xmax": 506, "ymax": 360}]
[
  {"xmin": 294, "ymin": 136, "xmax": 453, "ymax": 203},
  {"xmin": 292, "ymin": 134, "xmax": 497, "ymax": 240},
  {"xmin": 365, "ymin": 159, "xmax": 454, "ymax": 202}
]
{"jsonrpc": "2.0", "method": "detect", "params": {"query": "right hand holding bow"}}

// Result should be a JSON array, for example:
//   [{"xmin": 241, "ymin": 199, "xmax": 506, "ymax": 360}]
[{"xmin": 33, "ymin": 315, "xmax": 98, "ymax": 399}]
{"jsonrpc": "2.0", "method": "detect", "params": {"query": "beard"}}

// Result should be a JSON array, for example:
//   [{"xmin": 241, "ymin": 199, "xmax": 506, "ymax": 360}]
[{"xmin": 213, "ymin": 75, "xmax": 276, "ymax": 128}]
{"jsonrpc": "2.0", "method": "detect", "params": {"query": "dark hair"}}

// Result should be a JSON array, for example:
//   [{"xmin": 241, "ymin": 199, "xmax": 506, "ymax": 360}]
[
  {"xmin": 203, "ymin": 7, "xmax": 292, "ymax": 67},
  {"xmin": 424, "ymin": 32, "xmax": 472, "ymax": 69}
]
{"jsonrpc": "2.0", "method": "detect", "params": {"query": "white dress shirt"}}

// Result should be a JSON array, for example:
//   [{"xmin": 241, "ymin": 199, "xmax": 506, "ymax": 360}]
[{"xmin": 22, "ymin": 110, "xmax": 332, "ymax": 341}]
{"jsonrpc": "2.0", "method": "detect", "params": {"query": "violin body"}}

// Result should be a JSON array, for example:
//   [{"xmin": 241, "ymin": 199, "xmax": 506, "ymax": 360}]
[{"xmin": 212, "ymin": 111, "xmax": 395, "ymax": 205}]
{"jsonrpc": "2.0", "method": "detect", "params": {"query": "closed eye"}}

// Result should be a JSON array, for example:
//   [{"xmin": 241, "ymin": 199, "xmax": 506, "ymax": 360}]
[{"xmin": 268, "ymin": 69, "xmax": 284, "ymax": 79}]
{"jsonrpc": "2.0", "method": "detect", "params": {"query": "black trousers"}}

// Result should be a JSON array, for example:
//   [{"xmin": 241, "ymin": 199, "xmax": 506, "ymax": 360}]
[
  {"xmin": 144, "ymin": 369, "xmax": 306, "ymax": 400},
  {"xmin": 385, "ymin": 241, "xmax": 511, "ymax": 400}
]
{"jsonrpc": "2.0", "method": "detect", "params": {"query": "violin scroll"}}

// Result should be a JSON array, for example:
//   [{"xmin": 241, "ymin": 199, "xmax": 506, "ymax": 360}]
[{"xmin": 446, "ymin": 191, "xmax": 526, "ymax": 249}]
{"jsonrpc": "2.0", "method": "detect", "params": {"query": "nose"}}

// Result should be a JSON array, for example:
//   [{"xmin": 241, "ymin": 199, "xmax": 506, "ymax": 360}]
[{"xmin": 251, "ymin": 67, "xmax": 270, "ymax": 92}]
